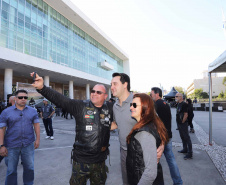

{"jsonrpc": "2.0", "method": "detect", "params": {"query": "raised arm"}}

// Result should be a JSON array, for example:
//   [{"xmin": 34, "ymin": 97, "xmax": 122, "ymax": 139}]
[{"xmin": 30, "ymin": 72, "xmax": 81, "ymax": 115}]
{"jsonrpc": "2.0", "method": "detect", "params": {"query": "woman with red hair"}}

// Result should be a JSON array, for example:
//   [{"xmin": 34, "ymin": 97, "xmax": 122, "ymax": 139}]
[{"xmin": 126, "ymin": 93, "xmax": 168, "ymax": 185}]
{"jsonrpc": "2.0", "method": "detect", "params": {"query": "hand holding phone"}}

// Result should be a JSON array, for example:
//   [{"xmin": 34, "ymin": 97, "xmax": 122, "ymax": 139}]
[
  {"xmin": 30, "ymin": 72, "xmax": 44, "ymax": 89},
  {"xmin": 33, "ymin": 72, "xmax": 37, "ymax": 83}
]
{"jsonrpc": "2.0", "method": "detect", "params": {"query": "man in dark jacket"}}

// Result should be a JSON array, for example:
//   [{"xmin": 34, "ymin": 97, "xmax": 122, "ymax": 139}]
[
  {"xmin": 151, "ymin": 87, "xmax": 183, "ymax": 185},
  {"xmin": 31, "ymin": 72, "xmax": 113, "ymax": 185},
  {"xmin": 175, "ymin": 93, "xmax": 193, "ymax": 160}
]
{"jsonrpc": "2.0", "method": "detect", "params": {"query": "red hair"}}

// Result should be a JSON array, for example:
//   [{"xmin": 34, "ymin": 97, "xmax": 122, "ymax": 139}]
[{"xmin": 127, "ymin": 93, "xmax": 168, "ymax": 144}]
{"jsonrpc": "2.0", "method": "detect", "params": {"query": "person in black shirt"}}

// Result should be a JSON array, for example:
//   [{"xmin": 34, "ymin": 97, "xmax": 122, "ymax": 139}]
[
  {"xmin": 31, "ymin": 72, "xmax": 115, "ymax": 185},
  {"xmin": 175, "ymin": 93, "xmax": 193, "ymax": 160},
  {"xmin": 186, "ymin": 98, "xmax": 195, "ymax": 133},
  {"xmin": 151, "ymin": 87, "xmax": 183, "ymax": 185}
]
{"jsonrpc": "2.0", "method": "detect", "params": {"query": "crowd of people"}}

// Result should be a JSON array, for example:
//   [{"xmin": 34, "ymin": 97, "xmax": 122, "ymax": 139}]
[{"xmin": 0, "ymin": 72, "xmax": 196, "ymax": 185}]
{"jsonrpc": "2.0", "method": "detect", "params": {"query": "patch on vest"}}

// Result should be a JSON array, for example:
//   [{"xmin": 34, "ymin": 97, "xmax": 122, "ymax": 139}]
[
  {"xmin": 86, "ymin": 107, "xmax": 95, "ymax": 111},
  {"xmin": 100, "ymin": 114, "xmax": 105, "ymax": 119},
  {"xmin": 87, "ymin": 110, "xmax": 94, "ymax": 115},
  {"xmin": 85, "ymin": 115, "xmax": 94, "ymax": 119},
  {"xmin": 102, "ymin": 109, "xmax": 109, "ymax": 115},
  {"xmin": 86, "ymin": 125, "xmax": 92, "ymax": 131}
]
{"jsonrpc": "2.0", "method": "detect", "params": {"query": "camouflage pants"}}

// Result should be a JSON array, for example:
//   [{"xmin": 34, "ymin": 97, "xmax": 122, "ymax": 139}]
[{"xmin": 69, "ymin": 161, "xmax": 108, "ymax": 185}]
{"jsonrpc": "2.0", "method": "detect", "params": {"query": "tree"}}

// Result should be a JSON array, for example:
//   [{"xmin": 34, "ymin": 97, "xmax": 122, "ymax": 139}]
[
  {"xmin": 218, "ymin": 91, "xmax": 224, "ymax": 99},
  {"xmin": 224, "ymin": 90, "xmax": 226, "ymax": 98},
  {"xmin": 200, "ymin": 92, "xmax": 209, "ymax": 99},
  {"xmin": 222, "ymin": 77, "xmax": 226, "ymax": 86},
  {"xmin": 193, "ymin": 88, "xmax": 203, "ymax": 99},
  {"xmin": 174, "ymin": 86, "xmax": 184, "ymax": 94},
  {"xmin": 190, "ymin": 88, "xmax": 209, "ymax": 99},
  {"xmin": 131, "ymin": 90, "xmax": 141, "ymax": 94}
]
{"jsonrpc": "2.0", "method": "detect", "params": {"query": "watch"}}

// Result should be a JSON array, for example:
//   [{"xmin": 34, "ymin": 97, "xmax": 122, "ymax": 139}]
[{"xmin": 0, "ymin": 144, "xmax": 4, "ymax": 148}]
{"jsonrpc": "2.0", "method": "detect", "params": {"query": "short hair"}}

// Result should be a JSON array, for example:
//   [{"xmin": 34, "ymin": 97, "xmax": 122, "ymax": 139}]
[
  {"xmin": 95, "ymin": 84, "xmax": 107, "ymax": 93},
  {"xmin": 112, "ymin": 73, "xmax": 130, "ymax": 91},
  {"xmin": 151, "ymin": 87, "xmax": 162, "ymax": 98},
  {"xmin": 187, "ymin": 98, "xmax": 192, "ymax": 104},
  {"xmin": 15, "ymin": 89, "xmax": 28, "ymax": 96}
]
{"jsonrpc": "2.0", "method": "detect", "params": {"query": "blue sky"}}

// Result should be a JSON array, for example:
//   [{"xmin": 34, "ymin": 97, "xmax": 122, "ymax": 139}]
[{"xmin": 71, "ymin": 0, "xmax": 226, "ymax": 92}]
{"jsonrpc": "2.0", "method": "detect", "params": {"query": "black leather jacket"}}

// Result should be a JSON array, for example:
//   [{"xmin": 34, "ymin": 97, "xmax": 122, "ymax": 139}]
[
  {"xmin": 126, "ymin": 123, "xmax": 163, "ymax": 185},
  {"xmin": 37, "ymin": 86, "xmax": 113, "ymax": 163}
]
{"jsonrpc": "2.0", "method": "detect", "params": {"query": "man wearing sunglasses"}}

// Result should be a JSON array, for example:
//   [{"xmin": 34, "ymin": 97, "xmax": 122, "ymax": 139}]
[
  {"xmin": 0, "ymin": 89, "xmax": 40, "ymax": 185},
  {"xmin": 175, "ymin": 93, "xmax": 193, "ymax": 160},
  {"xmin": 111, "ymin": 73, "xmax": 164, "ymax": 185},
  {"xmin": 0, "ymin": 95, "xmax": 15, "ymax": 164},
  {"xmin": 30, "ymin": 72, "xmax": 114, "ymax": 185}
]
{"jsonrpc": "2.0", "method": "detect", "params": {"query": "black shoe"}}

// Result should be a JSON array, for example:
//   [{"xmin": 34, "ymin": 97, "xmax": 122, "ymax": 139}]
[
  {"xmin": 178, "ymin": 150, "xmax": 188, "ymax": 154},
  {"xmin": 176, "ymin": 128, "xmax": 179, "ymax": 130},
  {"xmin": 184, "ymin": 154, "xmax": 193, "ymax": 160}
]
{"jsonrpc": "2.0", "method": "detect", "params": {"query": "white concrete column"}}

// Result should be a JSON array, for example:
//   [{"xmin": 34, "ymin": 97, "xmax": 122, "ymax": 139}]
[
  {"xmin": 123, "ymin": 59, "xmax": 130, "ymax": 76},
  {"xmin": 44, "ymin": 76, "xmax": 49, "ymax": 87},
  {"xmin": 4, "ymin": 69, "xmax": 13, "ymax": 101},
  {"xmin": 108, "ymin": 88, "xmax": 111, "ymax": 100},
  {"xmin": 86, "ymin": 84, "xmax": 90, "ymax": 100},
  {"xmin": 69, "ymin": 81, "xmax": 74, "ymax": 99}
]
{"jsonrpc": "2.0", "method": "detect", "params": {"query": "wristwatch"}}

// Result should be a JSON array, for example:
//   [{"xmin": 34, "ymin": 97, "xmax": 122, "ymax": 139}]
[{"xmin": 0, "ymin": 144, "xmax": 4, "ymax": 148}]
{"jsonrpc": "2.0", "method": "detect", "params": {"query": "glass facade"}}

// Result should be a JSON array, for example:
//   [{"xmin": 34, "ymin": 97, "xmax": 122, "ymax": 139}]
[{"xmin": 0, "ymin": 0, "xmax": 124, "ymax": 80}]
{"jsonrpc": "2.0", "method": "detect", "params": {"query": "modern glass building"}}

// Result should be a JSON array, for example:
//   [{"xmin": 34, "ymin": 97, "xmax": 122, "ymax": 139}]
[{"xmin": 0, "ymin": 0, "xmax": 129, "ymax": 101}]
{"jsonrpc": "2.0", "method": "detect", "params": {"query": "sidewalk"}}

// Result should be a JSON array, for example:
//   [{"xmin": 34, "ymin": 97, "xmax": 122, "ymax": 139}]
[{"xmin": 0, "ymin": 109, "xmax": 225, "ymax": 185}]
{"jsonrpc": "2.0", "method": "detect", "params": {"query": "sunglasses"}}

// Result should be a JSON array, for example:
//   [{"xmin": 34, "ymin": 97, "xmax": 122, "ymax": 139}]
[
  {"xmin": 130, "ymin": 103, "xmax": 141, "ymax": 108},
  {"xmin": 91, "ymin": 90, "xmax": 105, "ymax": 95},
  {"xmin": 17, "ymin": 96, "xmax": 28, "ymax": 99}
]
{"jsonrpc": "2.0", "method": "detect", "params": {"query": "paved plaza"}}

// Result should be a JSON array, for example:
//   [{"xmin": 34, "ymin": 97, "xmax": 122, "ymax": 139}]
[{"xmin": 0, "ymin": 108, "xmax": 225, "ymax": 185}]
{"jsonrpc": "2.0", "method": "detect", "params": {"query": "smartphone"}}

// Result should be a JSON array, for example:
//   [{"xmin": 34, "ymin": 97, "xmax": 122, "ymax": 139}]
[{"xmin": 33, "ymin": 72, "xmax": 37, "ymax": 83}]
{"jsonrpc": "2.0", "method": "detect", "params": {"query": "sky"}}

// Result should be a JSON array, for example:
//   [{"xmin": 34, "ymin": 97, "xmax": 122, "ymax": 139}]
[{"xmin": 70, "ymin": 0, "xmax": 226, "ymax": 93}]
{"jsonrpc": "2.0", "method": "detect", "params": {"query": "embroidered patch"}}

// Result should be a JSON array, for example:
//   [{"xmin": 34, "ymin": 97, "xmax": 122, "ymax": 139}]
[
  {"xmin": 87, "ymin": 110, "xmax": 94, "ymax": 115},
  {"xmin": 86, "ymin": 107, "xmax": 95, "ymax": 110},
  {"xmin": 100, "ymin": 119, "xmax": 105, "ymax": 124},
  {"xmin": 102, "ymin": 109, "xmax": 109, "ymax": 115},
  {"xmin": 85, "ymin": 115, "xmax": 94, "ymax": 119},
  {"xmin": 100, "ymin": 114, "xmax": 105, "ymax": 119},
  {"xmin": 86, "ymin": 126, "xmax": 92, "ymax": 131}
]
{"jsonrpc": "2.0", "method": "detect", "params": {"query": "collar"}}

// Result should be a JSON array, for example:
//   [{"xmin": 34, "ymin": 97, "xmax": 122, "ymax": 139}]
[
  {"xmin": 115, "ymin": 92, "xmax": 133, "ymax": 106},
  {"xmin": 13, "ymin": 104, "xmax": 28, "ymax": 110}
]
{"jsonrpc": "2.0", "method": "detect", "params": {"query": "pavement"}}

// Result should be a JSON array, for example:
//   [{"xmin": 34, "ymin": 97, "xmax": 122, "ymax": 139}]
[{"xmin": 0, "ymin": 108, "xmax": 225, "ymax": 185}]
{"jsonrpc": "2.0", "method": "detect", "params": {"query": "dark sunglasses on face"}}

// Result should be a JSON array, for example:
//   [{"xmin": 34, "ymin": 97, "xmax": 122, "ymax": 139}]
[
  {"xmin": 17, "ymin": 96, "xmax": 28, "ymax": 99},
  {"xmin": 130, "ymin": 103, "xmax": 141, "ymax": 108},
  {"xmin": 91, "ymin": 90, "xmax": 105, "ymax": 95}
]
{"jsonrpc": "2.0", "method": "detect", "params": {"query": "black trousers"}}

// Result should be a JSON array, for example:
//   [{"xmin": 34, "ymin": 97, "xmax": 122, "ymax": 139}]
[
  {"xmin": 188, "ymin": 118, "xmax": 194, "ymax": 129},
  {"xmin": 177, "ymin": 122, "xmax": 192, "ymax": 154},
  {"xmin": 66, "ymin": 112, "xmax": 73, "ymax": 119},
  {"xmin": 43, "ymin": 118, "xmax": 53, "ymax": 136}
]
